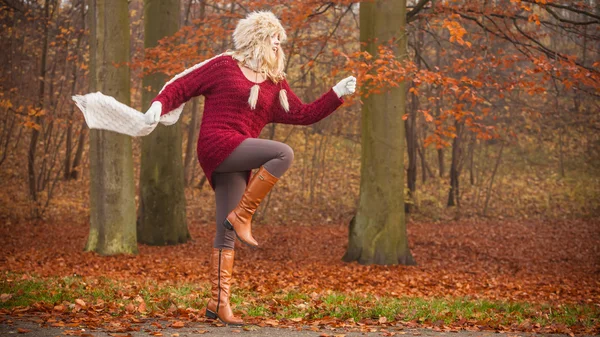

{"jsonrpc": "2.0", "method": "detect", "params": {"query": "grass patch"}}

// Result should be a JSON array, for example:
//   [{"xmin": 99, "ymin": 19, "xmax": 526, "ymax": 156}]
[{"xmin": 0, "ymin": 273, "xmax": 597, "ymax": 331}]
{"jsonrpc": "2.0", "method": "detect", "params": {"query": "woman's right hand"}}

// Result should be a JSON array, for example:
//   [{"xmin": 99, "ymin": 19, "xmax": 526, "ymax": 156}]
[{"xmin": 144, "ymin": 101, "xmax": 162, "ymax": 124}]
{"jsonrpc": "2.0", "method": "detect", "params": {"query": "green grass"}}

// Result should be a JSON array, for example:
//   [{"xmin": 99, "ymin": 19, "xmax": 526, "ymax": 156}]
[{"xmin": 0, "ymin": 273, "xmax": 597, "ymax": 330}]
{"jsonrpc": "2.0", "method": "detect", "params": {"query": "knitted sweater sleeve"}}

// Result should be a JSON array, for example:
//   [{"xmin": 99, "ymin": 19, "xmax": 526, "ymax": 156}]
[
  {"xmin": 271, "ymin": 80, "xmax": 344, "ymax": 126},
  {"xmin": 152, "ymin": 55, "xmax": 224, "ymax": 116}
]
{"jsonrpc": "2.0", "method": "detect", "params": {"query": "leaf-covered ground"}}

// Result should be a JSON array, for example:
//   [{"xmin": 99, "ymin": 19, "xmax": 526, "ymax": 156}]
[
  {"xmin": 0, "ymin": 217, "xmax": 598, "ymax": 335},
  {"xmin": 1, "ymin": 217, "xmax": 598, "ymax": 304}
]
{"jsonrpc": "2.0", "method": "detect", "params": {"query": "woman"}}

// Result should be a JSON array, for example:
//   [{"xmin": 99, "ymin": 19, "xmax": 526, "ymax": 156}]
[{"xmin": 75, "ymin": 11, "xmax": 356, "ymax": 326}]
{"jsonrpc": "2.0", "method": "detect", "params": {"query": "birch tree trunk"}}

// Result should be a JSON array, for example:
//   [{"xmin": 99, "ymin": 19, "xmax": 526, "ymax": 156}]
[
  {"xmin": 85, "ymin": 0, "xmax": 137, "ymax": 255},
  {"xmin": 343, "ymin": 0, "xmax": 415, "ymax": 266},
  {"xmin": 138, "ymin": 0, "xmax": 190, "ymax": 245}
]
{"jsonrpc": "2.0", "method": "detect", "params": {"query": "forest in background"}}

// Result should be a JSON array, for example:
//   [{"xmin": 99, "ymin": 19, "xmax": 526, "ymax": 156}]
[
  {"xmin": 0, "ymin": 0, "xmax": 598, "ymax": 225},
  {"xmin": 0, "ymin": 1, "xmax": 599, "ymax": 335}
]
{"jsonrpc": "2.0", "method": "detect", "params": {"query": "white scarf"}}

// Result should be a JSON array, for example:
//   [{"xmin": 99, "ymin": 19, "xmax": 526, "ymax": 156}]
[{"xmin": 72, "ymin": 53, "xmax": 229, "ymax": 137}]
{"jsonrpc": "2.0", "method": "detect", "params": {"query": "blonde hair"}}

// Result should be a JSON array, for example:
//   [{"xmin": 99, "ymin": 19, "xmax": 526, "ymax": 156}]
[{"xmin": 231, "ymin": 11, "xmax": 287, "ymax": 83}]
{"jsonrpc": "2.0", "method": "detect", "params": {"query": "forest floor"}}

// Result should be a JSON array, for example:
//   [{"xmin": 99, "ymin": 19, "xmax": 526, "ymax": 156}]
[{"xmin": 0, "ymin": 217, "xmax": 598, "ymax": 336}]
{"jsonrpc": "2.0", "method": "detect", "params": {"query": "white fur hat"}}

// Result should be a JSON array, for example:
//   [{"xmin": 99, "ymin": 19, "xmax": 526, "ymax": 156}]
[{"xmin": 233, "ymin": 11, "xmax": 287, "ymax": 51}]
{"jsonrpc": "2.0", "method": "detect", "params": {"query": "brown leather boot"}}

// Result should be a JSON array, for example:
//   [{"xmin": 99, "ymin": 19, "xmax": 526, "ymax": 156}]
[
  {"xmin": 205, "ymin": 248, "xmax": 244, "ymax": 326},
  {"xmin": 223, "ymin": 166, "xmax": 278, "ymax": 247}
]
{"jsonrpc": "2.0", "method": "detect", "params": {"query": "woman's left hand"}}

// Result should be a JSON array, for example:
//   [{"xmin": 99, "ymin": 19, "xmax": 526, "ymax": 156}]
[{"xmin": 333, "ymin": 76, "xmax": 357, "ymax": 98}]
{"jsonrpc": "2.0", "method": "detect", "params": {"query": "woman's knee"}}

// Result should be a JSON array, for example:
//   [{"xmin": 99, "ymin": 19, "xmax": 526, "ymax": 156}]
[{"xmin": 279, "ymin": 143, "xmax": 294, "ymax": 166}]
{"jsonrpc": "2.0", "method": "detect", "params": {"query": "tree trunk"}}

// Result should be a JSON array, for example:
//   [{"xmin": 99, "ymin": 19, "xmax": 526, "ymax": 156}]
[
  {"xmin": 468, "ymin": 135, "xmax": 475, "ymax": 185},
  {"xmin": 70, "ymin": 122, "xmax": 86, "ymax": 179},
  {"xmin": 183, "ymin": 0, "xmax": 205, "ymax": 187},
  {"xmin": 405, "ymin": 83, "xmax": 418, "ymax": 213},
  {"xmin": 434, "ymin": 35, "xmax": 444, "ymax": 178},
  {"xmin": 28, "ymin": 0, "xmax": 51, "ymax": 209},
  {"xmin": 483, "ymin": 141, "xmax": 504, "ymax": 216},
  {"xmin": 85, "ymin": 0, "xmax": 138, "ymax": 255},
  {"xmin": 138, "ymin": 0, "xmax": 190, "ymax": 246},
  {"xmin": 65, "ymin": 1, "xmax": 85, "ymax": 180},
  {"xmin": 343, "ymin": 0, "xmax": 415, "ymax": 266},
  {"xmin": 184, "ymin": 97, "xmax": 200, "ymax": 187},
  {"xmin": 447, "ymin": 122, "xmax": 462, "ymax": 207}
]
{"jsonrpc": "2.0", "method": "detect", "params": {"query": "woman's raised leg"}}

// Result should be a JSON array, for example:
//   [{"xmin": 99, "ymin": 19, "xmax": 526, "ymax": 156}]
[{"xmin": 214, "ymin": 138, "xmax": 294, "ymax": 247}]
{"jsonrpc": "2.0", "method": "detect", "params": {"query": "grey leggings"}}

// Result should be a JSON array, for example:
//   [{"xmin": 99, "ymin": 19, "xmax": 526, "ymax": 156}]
[{"xmin": 212, "ymin": 138, "xmax": 294, "ymax": 249}]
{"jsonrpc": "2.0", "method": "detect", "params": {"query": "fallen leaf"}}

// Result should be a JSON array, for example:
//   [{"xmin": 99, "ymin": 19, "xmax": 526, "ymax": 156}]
[
  {"xmin": 264, "ymin": 319, "xmax": 279, "ymax": 326},
  {"xmin": 138, "ymin": 301, "xmax": 147, "ymax": 313},
  {"xmin": 1, "ymin": 293, "xmax": 12, "ymax": 302},
  {"xmin": 171, "ymin": 321, "xmax": 185, "ymax": 328},
  {"xmin": 124, "ymin": 303, "xmax": 135, "ymax": 313}
]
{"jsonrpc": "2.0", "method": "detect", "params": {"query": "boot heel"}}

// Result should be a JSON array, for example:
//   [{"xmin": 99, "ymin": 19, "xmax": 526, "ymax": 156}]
[
  {"xmin": 223, "ymin": 219, "xmax": 234, "ymax": 230},
  {"xmin": 206, "ymin": 309, "xmax": 217, "ymax": 319}
]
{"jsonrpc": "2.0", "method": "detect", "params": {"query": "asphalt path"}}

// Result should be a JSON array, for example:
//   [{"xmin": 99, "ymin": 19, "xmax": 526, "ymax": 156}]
[{"xmin": 1, "ymin": 315, "xmax": 591, "ymax": 337}]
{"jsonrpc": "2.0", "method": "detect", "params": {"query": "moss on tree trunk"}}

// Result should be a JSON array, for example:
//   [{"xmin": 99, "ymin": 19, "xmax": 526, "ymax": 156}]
[
  {"xmin": 85, "ymin": 0, "xmax": 138, "ymax": 255},
  {"xmin": 137, "ymin": 0, "xmax": 190, "ymax": 246},
  {"xmin": 343, "ymin": 0, "xmax": 415, "ymax": 266}
]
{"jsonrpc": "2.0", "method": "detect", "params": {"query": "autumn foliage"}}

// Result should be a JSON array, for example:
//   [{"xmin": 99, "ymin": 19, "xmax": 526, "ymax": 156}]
[{"xmin": 0, "ymin": 0, "xmax": 599, "ymax": 334}]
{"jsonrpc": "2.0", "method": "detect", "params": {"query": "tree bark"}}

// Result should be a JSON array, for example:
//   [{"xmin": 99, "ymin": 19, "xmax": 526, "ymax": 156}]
[
  {"xmin": 65, "ymin": 0, "xmax": 85, "ymax": 180},
  {"xmin": 343, "ymin": 0, "xmax": 415, "ymax": 266},
  {"xmin": 28, "ymin": 0, "xmax": 51, "ymax": 208},
  {"xmin": 184, "ymin": 97, "xmax": 200, "ymax": 187},
  {"xmin": 70, "ymin": 122, "xmax": 86, "ymax": 179},
  {"xmin": 85, "ymin": 0, "xmax": 138, "ymax": 255},
  {"xmin": 138, "ymin": 0, "xmax": 190, "ymax": 246},
  {"xmin": 483, "ymin": 141, "xmax": 504, "ymax": 216},
  {"xmin": 405, "ymin": 83, "xmax": 418, "ymax": 213},
  {"xmin": 447, "ymin": 122, "xmax": 462, "ymax": 208}
]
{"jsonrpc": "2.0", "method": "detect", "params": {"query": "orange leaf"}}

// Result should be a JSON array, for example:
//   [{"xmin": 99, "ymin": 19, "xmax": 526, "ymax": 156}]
[{"xmin": 171, "ymin": 321, "xmax": 185, "ymax": 328}]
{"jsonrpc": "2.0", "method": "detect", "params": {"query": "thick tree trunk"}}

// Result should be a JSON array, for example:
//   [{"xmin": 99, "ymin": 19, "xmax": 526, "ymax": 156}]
[
  {"xmin": 343, "ymin": 0, "xmax": 415, "ymax": 266},
  {"xmin": 138, "ymin": 0, "xmax": 190, "ymax": 246},
  {"xmin": 85, "ymin": 0, "xmax": 138, "ymax": 255}
]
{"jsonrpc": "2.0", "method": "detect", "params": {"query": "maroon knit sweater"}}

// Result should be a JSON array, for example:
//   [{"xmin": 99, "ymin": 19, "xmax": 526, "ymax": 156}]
[{"xmin": 152, "ymin": 55, "xmax": 343, "ymax": 189}]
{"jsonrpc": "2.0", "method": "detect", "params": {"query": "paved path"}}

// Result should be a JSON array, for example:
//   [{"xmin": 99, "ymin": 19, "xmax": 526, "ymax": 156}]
[{"xmin": 0, "ymin": 315, "xmax": 591, "ymax": 337}]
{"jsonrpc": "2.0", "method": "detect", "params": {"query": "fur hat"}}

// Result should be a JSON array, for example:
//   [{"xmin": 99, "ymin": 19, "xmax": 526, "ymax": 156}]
[{"xmin": 233, "ymin": 11, "xmax": 287, "ymax": 51}]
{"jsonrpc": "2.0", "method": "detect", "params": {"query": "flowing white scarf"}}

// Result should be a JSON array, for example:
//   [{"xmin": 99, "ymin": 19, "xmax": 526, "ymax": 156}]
[{"xmin": 71, "ymin": 53, "xmax": 229, "ymax": 137}]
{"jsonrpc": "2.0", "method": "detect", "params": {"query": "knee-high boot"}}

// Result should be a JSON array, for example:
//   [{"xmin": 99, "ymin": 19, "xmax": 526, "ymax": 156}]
[
  {"xmin": 223, "ymin": 166, "xmax": 278, "ymax": 247},
  {"xmin": 206, "ymin": 248, "xmax": 244, "ymax": 325}
]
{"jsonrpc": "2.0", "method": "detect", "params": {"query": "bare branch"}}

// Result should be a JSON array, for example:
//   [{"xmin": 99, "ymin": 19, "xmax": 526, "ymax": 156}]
[
  {"xmin": 544, "ymin": 6, "xmax": 599, "ymax": 26},
  {"xmin": 520, "ymin": 0, "xmax": 600, "ymax": 21},
  {"xmin": 407, "ymin": 0, "xmax": 432, "ymax": 22}
]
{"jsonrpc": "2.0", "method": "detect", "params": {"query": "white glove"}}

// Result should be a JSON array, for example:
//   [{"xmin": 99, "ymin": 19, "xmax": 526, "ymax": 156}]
[
  {"xmin": 144, "ymin": 101, "xmax": 162, "ymax": 124},
  {"xmin": 332, "ymin": 76, "xmax": 357, "ymax": 98}
]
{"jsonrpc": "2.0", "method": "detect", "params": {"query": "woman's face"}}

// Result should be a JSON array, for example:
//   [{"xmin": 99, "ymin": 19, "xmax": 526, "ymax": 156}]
[{"xmin": 270, "ymin": 34, "xmax": 280, "ymax": 55}]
